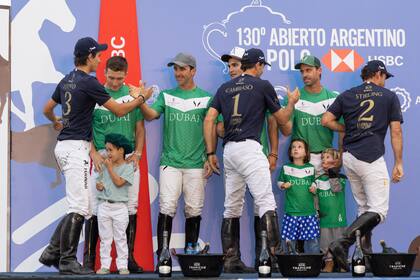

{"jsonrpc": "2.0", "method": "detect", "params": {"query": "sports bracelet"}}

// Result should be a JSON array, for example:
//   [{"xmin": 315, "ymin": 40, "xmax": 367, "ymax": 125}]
[
  {"xmin": 138, "ymin": 94, "xmax": 145, "ymax": 103},
  {"xmin": 206, "ymin": 152, "xmax": 215, "ymax": 156},
  {"xmin": 268, "ymin": 153, "xmax": 278, "ymax": 159}
]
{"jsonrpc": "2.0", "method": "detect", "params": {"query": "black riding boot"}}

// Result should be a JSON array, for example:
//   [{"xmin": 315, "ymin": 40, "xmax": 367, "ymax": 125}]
[
  {"xmin": 39, "ymin": 217, "xmax": 66, "ymax": 269},
  {"xmin": 156, "ymin": 213, "xmax": 173, "ymax": 258},
  {"xmin": 261, "ymin": 210, "xmax": 282, "ymax": 273},
  {"xmin": 59, "ymin": 213, "xmax": 94, "ymax": 275},
  {"xmin": 361, "ymin": 230, "xmax": 373, "ymax": 272},
  {"xmin": 185, "ymin": 216, "xmax": 201, "ymax": 252},
  {"xmin": 127, "ymin": 214, "xmax": 144, "ymax": 273},
  {"xmin": 221, "ymin": 218, "xmax": 255, "ymax": 273},
  {"xmin": 82, "ymin": 215, "xmax": 98, "ymax": 270},
  {"xmin": 254, "ymin": 216, "xmax": 262, "ymax": 270},
  {"xmin": 329, "ymin": 212, "xmax": 381, "ymax": 271}
]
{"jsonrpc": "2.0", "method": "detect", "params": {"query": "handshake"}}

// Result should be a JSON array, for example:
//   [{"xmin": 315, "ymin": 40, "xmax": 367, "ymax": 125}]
[{"xmin": 128, "ymin": 80, "xmax": 154, "ymax": 102}]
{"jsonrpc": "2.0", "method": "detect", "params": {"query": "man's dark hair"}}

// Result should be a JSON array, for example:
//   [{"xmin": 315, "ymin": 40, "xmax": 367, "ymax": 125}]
[
  {"xmin": 360, "ymin": 65, "xmax": 379, "ymax": 81},
  {"xmin": 240, "ymin": 62, "xmax": 258, "ymax": 71},
  {"xmin": 74, "ymin": 51, "xmax": 98, "ymax": 67},
  {"xmin": 106, "ymin": 56, "xmax": 128, "ymax": 72}
]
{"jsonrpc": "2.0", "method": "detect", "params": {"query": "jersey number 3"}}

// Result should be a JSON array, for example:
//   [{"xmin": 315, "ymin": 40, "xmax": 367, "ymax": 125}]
[{"xmin": 63, "ymin": 91, "xmax": 72, "ymax": 116}]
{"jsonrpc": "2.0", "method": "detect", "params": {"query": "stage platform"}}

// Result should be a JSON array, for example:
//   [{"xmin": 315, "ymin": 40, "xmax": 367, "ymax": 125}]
[{"xmin": 1, "ymin": 271, "xmax": 420, "ymax": 280}]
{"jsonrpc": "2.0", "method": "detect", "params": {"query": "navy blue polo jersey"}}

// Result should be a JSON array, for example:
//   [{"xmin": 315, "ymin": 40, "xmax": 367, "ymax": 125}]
[
  {"xmin": 52, "ymin": 69, "xmax": 111, "ymax": 141},
  {"xmin": 328, "ymin": 82, "xmax": 403, "ymax": 163},
  {"xmin": 211, "ymin": 74, "xmax": 281, "ymax": 146}
]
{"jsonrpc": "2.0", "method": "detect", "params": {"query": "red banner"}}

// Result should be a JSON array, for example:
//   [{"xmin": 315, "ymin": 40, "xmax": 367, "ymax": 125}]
[{"xmin": 96, "ymin": 0, "xmax": 154, "ymax": 272}]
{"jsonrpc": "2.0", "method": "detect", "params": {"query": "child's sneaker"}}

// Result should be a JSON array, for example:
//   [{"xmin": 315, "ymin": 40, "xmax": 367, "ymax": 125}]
[
  {"xmin": 119, "ymin": 268, "xmax": 130, "ymax": 275},
  {"xmin": 96, "ymin": 267, "xmax": 110, "ymax": 274}
]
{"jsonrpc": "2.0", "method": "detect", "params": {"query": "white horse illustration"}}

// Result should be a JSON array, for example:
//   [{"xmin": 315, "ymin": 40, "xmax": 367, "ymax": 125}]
[{"xmin": 11, "ymin": 0, "xmax": 75, "ymax": 131}]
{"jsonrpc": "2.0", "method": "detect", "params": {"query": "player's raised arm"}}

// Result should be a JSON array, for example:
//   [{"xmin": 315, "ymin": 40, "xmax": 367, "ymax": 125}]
[
  {"xmin": 321, "ymin": 111, "xmax": 345, "ymax": 132},
  {"xmin": 279, "ymin": 119, "xmax": 292, "ymax": 136},
  {"xmin": 102, "ymin": 84, "xmax": 153, "ymax": 117},
  {"xmin": 267, "ymin": 115, "xmax": 279, "ymax": 172},
  {"xmin": 138, "ymin": 102, "xmax": 160, "ymax": 121},
  {"xmin": 272, "ymin": 86, "xmax": 299, "ymax": 125}
]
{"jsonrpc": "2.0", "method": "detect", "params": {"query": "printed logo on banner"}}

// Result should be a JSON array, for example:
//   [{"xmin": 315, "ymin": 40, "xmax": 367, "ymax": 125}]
[
  {"xmin": 11, "ymin": 0, "xmax": 76, "ymax": 131},
  {"xmin": 274, "ymin": 85, "xmax": 287, "ymax": 101},
  {"xmin": 322, "ymin": 49, "xmax": 364, "ymax": 72},
  {"xmin": 9, "ymin": 0, "xmax": 77, "ymax": 272},
  {"xmin": 202, "ymin": 0, "xmax": 406, "ymax": 73},
  {"xmin": 146, "ymin": 85, "xmax": 161, "ymax": 105},
  {"xmin": 202, "ymin": 0, "xmax": 296, "ymax": 73},
  {"xmin": 391, "ymin": 87, "xmax": 411, "ymax": 112}
]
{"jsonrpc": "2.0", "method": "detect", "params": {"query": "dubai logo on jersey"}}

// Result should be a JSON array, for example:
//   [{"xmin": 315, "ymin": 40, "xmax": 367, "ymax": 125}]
[
  {"xmin": 391, "ymin": 87, "xmax": 411, "ymax": 112},
  {"xmin": 322, "ymin": 49, "xmax": 364, "ymax": 72}
]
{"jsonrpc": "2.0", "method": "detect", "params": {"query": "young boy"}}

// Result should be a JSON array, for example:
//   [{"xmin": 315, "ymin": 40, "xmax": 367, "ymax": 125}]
[
  {"xmin": 96, "ymin": 133, "xmax": 134, "ymax": 275},
  {"xmin": 316, "ymin": 148, "xmax": 347, "ymax": 272}
]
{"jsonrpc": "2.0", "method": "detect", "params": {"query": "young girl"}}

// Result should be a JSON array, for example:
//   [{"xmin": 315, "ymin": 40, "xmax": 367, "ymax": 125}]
[
  {"xmin": 95, "ymin": 134, "xmax": 134, "ymax": 275},
  {"xmin": 316, "ymin": 148, "xmax": 347, "ymax": 272},
  {"xmin": 277, "ymin": 139, "xmax": 320, "ymax": 253}
]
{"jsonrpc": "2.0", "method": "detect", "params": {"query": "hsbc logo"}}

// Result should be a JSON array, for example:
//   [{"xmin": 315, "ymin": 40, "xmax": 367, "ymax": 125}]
[{"xmin": 322, "ymin": 49, "xmax": 364, "ymax": 72}]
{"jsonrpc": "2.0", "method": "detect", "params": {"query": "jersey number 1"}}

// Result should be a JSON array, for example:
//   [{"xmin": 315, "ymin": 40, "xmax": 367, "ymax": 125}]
[{"xmin": 232, "ymin": 94, "xmax": 242, "ymax": 117}]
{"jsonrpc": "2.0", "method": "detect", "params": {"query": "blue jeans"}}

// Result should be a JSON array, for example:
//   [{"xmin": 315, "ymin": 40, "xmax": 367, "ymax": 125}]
[{"xmin": 282, "ymin": 238, "xmax": 320, "ymax": 254}]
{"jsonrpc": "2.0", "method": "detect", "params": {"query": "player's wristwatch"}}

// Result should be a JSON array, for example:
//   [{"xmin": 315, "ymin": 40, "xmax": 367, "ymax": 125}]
[{"xmin": 206, "ymin": 152, "xmax": 215, "ymax": 157}]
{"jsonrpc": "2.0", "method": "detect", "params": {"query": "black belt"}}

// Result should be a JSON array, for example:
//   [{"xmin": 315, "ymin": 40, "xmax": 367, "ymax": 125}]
[{"xmin": 232, "ymin": 139, "xmax": 247, "ymax": 143}]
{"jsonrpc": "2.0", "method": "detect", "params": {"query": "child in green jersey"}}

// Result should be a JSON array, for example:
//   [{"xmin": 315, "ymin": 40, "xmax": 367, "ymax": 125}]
[
  {"xmin": 316, "ymin": 148, "xmax": 347, "ymax": 272},
  {"xmin": 277, "ymin": 139, "xmax": 320, "ymax": 253}
]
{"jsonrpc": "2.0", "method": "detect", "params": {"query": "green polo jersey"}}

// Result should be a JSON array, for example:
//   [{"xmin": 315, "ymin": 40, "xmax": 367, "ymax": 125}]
[
  {"xmin": 283, "ymin": 87, "xmax": 338, "ymax": 153},
  {"xmin": 316, "ymin": 174, "xmax": 347, "ymax": 228},
  {"xmin": 151, "ymin": 87, "xmax": 212, "ymax": 168},
  {"xmin": 92, "ymin": 85, "xmax": 143, "ymax": 150},
  {"xmin": 278, "ymin": 163, "xmax": 316, "ymax": 216}
]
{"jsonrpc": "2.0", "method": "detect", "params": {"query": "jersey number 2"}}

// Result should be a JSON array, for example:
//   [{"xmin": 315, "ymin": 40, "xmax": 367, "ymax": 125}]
[{"xmin": 359, "ymin": 99, "xmax": 374, "ymax": 122}]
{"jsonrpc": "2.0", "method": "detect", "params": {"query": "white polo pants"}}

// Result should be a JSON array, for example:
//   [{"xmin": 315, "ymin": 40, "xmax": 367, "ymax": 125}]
[
  {"xmin": 223, "ymin": 140, "xmax": 277, "ymax": 218},
  {"xmin": 54, "ymin": 140, "xmax": 92, "ymax": 218},
  {"xmin": 343, "ymin": 152, "xmax": 390, "ymax": 221},
  {"xmin": 158, "ymin": 166, "xmax": 206, "ymax": 218},
  {"xmin": 97, "ymin": 201, "xmax": 129, "ymax": 269}
]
